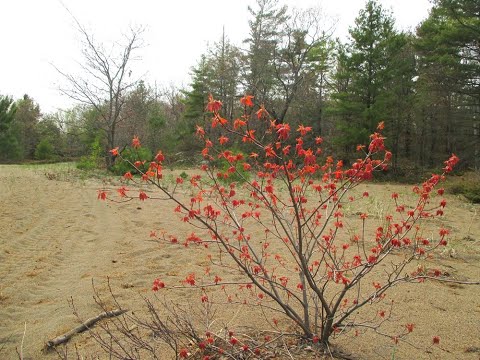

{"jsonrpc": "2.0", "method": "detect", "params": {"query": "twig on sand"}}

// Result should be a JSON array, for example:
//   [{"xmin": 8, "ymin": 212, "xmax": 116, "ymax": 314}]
[{"xmin": 45, "ymin": 308, "xmax": 128, "ymax": 349}]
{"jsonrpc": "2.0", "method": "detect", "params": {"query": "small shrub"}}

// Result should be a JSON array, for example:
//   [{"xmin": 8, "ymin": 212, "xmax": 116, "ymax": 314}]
[
  {"xmin": 111, "ymin": 146, "xmax": 152, "ymax": 175},
  {"xmin": 35, "ymin": 138, "xmax": 54, "ymax": 160},
  {"xmin": 445, "ymin": 172, "xmax": 480, "ymax": 203},
  {"xmin": 216, "ymin": 148, "xmax": 251, "ymax": 184},
  {"xmin": 76, "ymin": 156, "xmax": 95, "ymax": 170},
  {"xmin": 77, "ymin": 135, "xmax": 103, "ymax": 170},
  {"xmin": 97, "ymin": 94, "xmax": 475, "ymax": 359}
]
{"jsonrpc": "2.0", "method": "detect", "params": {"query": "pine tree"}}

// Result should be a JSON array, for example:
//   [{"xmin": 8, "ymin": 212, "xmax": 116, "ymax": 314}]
[
  {"xmin": 0, "ymin": 95, "xmax": 21, "ymax": 160},
  {"xmin": 14, "ymin": 94, "xmax": 41, "ymax": 159},
  {"xmin": 416, "ymin": 0, "xmax": 480, "ymax": 168},
  {"xmin": 243, "ymin": 0, "xmax": 288, "ymax": 107},
  {"xmin": 330, "ymin": 0, "xmax": 407, "ymax": 158}
]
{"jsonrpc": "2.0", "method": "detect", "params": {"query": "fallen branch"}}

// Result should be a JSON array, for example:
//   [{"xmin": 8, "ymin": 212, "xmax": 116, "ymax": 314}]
[
  {"xmin": 45, "ymin": 308, "xmax": 128, "ymax": 349},
  {"xmin": 420, "ymin": 276, "xmax": 480, "ymax": 285}
]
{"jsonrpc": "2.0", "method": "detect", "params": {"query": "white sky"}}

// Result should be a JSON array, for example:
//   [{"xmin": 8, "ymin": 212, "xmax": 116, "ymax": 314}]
[{"xmin": 0, "ymin": 0, "xmax": 432, "ymax": 114}]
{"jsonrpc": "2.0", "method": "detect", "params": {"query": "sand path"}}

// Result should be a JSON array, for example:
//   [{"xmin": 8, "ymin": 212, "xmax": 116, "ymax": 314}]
[
  {"xmin": 0, "ymin": 165, "xmax": 165, "ymax": 358},
  {"xmin": 0, "ymin": 164, "xmax": 479, "ymax": 359}
]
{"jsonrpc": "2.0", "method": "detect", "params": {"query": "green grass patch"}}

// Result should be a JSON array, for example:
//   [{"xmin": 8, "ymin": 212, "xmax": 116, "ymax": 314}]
[{"xmin": 444, "ymin": 172, "xmax": 480, "ymax": 203}]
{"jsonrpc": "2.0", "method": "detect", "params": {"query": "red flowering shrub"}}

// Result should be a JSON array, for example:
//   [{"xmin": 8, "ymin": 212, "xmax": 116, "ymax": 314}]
[{"xmin": 99, "ymin": 94, "xmax": 465, "ymax": 356}]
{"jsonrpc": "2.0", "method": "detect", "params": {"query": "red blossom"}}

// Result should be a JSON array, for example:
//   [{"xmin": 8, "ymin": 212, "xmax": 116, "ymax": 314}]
[
  {"xmin": 297, "ymin": 124, "xmax": 312, "ymax": 136},
  {"xmin": 265, "ymin": 146, "xmax": 276, "ymax": 158},
  {"xmin": 139, "ymin": 191, "xmax": 148, "ymax": 201},
  {"xmin": 303, "ymin": 149, "xmax": 316, "ymax": 165},
  {"xmin": 132, "ymin": 135, "xmax": 141, "ymax": 149},
  {"xmin": 256, "ymin": 105, "xmax": 269, "ymax": 119},
  {"xmin": 196, "ymin": 125, "xmax": 205, "ymax": 136},
  {"xmin": 218, "ymin": 135, "xmax": 229, "ymax": 145},
  {"xmin": 206, "ymin": 94, "xmax": 222, "ymax": 113},
  {"xmin": 155, "ymin": 151, "xmax": 165, "ymax": 162},
  {"xmin": 406, "ymin": 323, "xmax": 415, "ymax": 333},
  {"xmin": 185, "ymin": 273, "xmax": 196, "ymax": 286},
  {"xmin": 368, "ymin": 132, "xmax": 385, "ymax": 153},
  {"xmin": 243, "ymin": 129, "xmax": 256, "ymax": 143},
  {"xmin": 276, "ymin": 123, "xmax": 291, "ymax": 140},
  {"xmin": 179, "ymin": 348, "xmax": 189, "ymax": 358},
  {"xmin": 240, "ymin": 95, "xmax": 254, "ymax": 107},
  {"xmin": 152, "ymin": 278, "xmax": 165, "ymax": 291},
  {"xmin": 234, "ymin": 118, "xmax": 247, "ymax": 129},
  {"xmin": 97, "ymin": 190, "xmax": 107, "ymax": 200},
  {"xmin": 117, "ymin": 186, "xmax": 128, "ymax": 197},
  {"xmin": 443, "ymin": 154, "xmax": 459, "ymax": 172}
]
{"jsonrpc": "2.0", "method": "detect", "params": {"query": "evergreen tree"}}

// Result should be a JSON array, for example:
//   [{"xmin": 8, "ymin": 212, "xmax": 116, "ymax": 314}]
[
  {"xmin": 208, "ymin": 30, "xmax": 241, "ymax": 119},
  {"xmin": 376, "ymin": 33, "xmax": 416, "ymax": 169},
  {"xmin": 416, "ymin": 0, "xmax": 480, "ymax": 168},
  {"xmin": 14, "ymin": 94, "xmax": 41, "ymax": 159},
  {"xmin": 330, "ymin": 0, "xmax": 407, "ymax": 158},
  {"xmin": 243, "ymin": 0, "xmax": 288, "ymax": 107},
  {"xmin": 183, "ymin": 56, "xmax": 210, "ymax": 123},
  {"xmin": 0, "ymin": 95, "xmax": 21, "ymax": 160},
  {"xmin": 180, "ymin": 56, "xmax": 212, "ymax": 155}
]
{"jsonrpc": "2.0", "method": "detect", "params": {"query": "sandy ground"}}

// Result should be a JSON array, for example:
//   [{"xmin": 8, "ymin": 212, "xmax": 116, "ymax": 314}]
[{"xmin": 0, "ymin": 163, "xmax": 479, "ymax": 359}]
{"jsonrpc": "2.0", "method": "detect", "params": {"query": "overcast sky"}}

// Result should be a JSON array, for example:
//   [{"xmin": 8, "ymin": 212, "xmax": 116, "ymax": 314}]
[{"xmin": 0, "ymin": 0, "xmax": 432, "ymax": 114}]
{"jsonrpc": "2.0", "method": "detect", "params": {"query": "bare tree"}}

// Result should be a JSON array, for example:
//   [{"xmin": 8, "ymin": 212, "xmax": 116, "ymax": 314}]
[
  {"xmin": 55, "ymin": 13, "xmax": 144, "ymax": 167},
  {"xmin": 272, "ymin": 7, "xmax": 334, "ymax": 124}
]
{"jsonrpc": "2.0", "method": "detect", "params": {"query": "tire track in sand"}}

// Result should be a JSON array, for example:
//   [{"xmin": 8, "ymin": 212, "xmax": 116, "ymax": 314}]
[{"xmin": 0, "ymin": 166, "xmax": 130, "ymax": 358}]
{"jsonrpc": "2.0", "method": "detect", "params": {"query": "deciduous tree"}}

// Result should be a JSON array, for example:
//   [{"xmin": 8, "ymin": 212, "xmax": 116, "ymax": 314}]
[{"xmin": 56, "ymin": 14, "xmax": 144, "ymax": 167}]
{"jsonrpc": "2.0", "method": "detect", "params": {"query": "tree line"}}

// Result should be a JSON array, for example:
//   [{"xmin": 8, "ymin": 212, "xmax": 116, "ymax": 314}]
[{"xmin": 1, "ymin": 0, "xmax": 478, "ymax": 174}]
